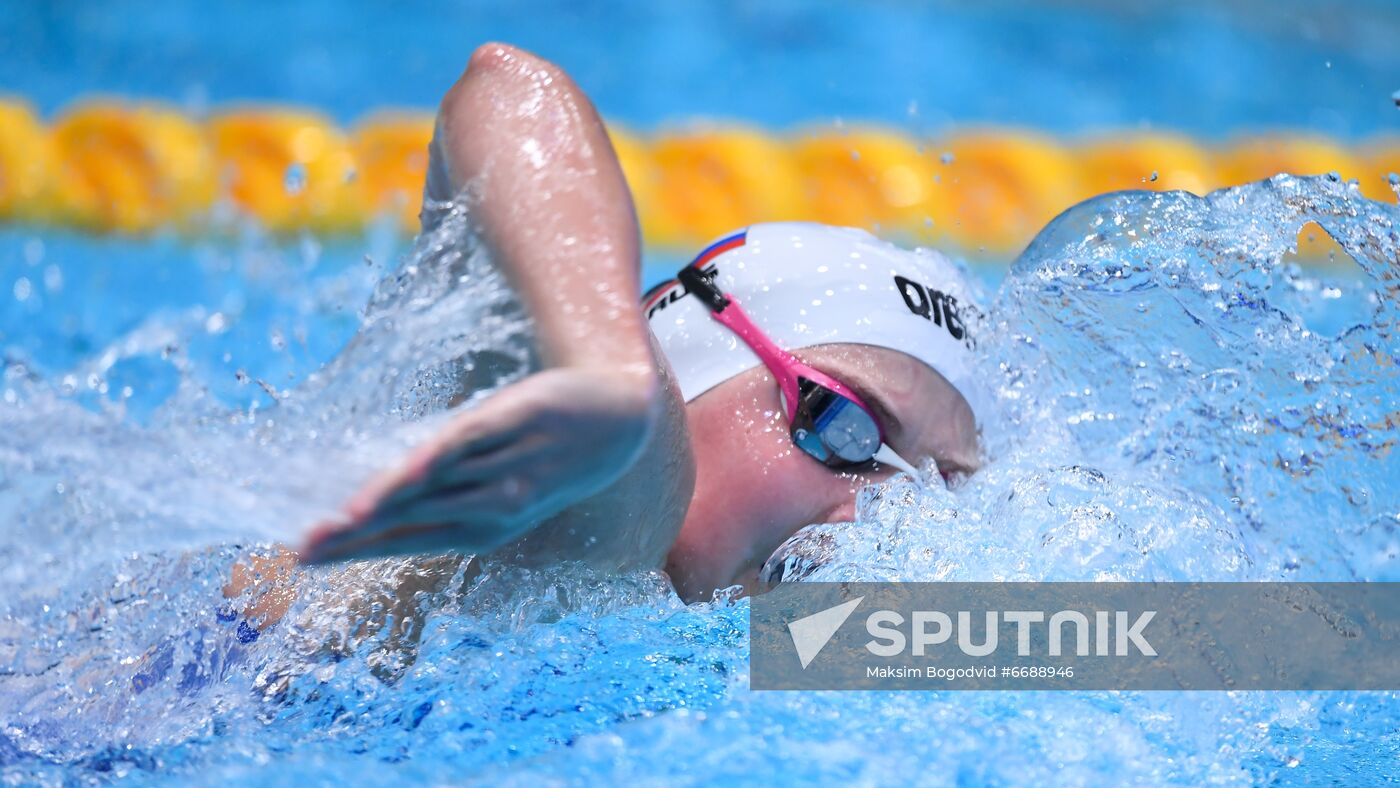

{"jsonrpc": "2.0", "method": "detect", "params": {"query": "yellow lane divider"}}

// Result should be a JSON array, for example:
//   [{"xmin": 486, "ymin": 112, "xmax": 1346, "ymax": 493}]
[
  {"xmin": 0, "ymin": 101, "xmax": 51, "ymax": 222},
  {"xmin": 1, "ymin": 98, "xmax": 1397, "ymax": 258},
  {"xmin": 49, "ymin": 102, "xmax": 214, "ymax": 232}
]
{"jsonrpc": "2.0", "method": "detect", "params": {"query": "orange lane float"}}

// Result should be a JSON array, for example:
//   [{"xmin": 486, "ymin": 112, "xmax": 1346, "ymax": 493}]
[
  {"xmin": 352, "ymin": 112, "xmax": 435, "ymax": 232},
  {"xmin": 0, "ymin": 100, "xmax": 1396, "ymax": 262},
  {"xmin": 792, "ymin": 128, "xmax": 938, "ymax": 243},
  {"xmin": 49, "ymin": 102, "xmax": 214, "ymax": 232},
  {"xmin": 649, "ymin": 126, "xmax": 806, "ymax": 247},
  {"xmin": 207, "ymin": 109, "xmax": 360, "ymax": 233},
  {"xmin": 1076, "ymin": 133, "xmax": 1216, "ymax": 198},
  {"xmin": 0, "ymin": 99, "xmax": 52, "ymax": 222},
  {"xmin": 929, "ymin": 130, "xmax": 1081, "ymax": 256}
]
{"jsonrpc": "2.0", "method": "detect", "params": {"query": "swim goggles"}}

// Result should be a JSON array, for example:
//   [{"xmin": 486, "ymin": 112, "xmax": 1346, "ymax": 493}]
[{"xmin": 677, "ymin": 264, "xmax": 919, "ymax": 477}]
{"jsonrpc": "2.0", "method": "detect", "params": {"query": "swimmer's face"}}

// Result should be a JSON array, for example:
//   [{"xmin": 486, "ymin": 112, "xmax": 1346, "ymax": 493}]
[{"xmin": 664, "ymin": 344, "xmax": 978, "ymax": 602}]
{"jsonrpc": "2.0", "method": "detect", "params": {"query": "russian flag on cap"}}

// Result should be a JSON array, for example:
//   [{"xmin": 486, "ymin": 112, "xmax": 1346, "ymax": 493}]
[{"xmin": 689, "ymin": 229, "xmax": 747, "ymax": 269}]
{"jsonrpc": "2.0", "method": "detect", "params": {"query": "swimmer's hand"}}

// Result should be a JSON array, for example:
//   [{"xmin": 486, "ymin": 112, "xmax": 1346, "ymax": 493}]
[{"xmin": 299, "ymin": 365, "xmax": 658, "ymax": 564}]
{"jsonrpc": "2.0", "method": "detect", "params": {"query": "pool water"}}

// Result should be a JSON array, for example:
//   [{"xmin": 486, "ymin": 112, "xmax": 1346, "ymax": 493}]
[
  {"xmin": 0, "ymin": 175, "xmax": 1397, "ymax": 784},
  {"xmin": 4, "ymin": 0, "xmax": 1398, "ymax": 138},
  {"xmin": 3, "ymin": 0, "xmax": 1400, "ymax": 783}
]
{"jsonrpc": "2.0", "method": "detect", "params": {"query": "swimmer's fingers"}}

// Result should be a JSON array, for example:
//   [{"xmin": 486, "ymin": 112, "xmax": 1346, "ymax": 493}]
[
  {"xmin": 347, "ymin": 365, "xmax": 630, "ymax": 520},
  {"xmin": 303, "ymin": 482, "xmax": 540, "ymax": 564},
  {"xmin": 313, "ymin": 366, "xmax": 654, "ymax": 565},
  {"xmin": 343, "ymin": 389, "xmax": 542, "ymax": 521},
  {"xmin": 372, "ymin": 434, "xmax": 547, "ymax": 516},
  {"xmin": 301, "ymin": 520, "xmax": 460, "ymax": 565}
]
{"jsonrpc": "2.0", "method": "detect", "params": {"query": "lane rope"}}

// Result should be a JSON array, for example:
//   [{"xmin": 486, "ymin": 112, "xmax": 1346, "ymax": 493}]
[{"xmin": 2, "ymin": 98, "xmax": 1396, "ymax": 258}]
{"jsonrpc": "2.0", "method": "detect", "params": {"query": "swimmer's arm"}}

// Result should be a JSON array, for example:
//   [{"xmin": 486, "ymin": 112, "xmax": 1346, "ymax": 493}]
[
  {"xmin": 300, "ymin": 44, "xmax": 672, "ymax": 564},
  {"xmin": 424, "ymin": 44, "xmax": 653, "ymax": 377}
]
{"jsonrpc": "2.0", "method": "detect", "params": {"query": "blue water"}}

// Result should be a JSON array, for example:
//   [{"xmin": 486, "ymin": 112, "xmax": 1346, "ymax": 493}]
[
  {"xmin": 2, "ymin": 0, "xmax": 1398, "ymax": 139},
  {"xmin": 0, "ymin": 175, "xmax": 1397, "ymax": 784},
  {"xmin": 3, "ymin": 1, "xmax": 1400, "ymax": 784}
]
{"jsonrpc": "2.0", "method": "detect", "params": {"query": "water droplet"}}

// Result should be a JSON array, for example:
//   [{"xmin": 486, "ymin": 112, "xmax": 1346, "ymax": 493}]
[
  {"xmin": 205, "ymin": 312, "xmax": 228, "ymax": 334},
  {"xmin": 940, "ymin": 152, "xmax": 955, "ymax": 165},
  {"xmin": 283, "ymin": 163, "xmax": 308, "ymax": 196},
  {"xmin": 13, "ymin": 277, "xmax": 32, "ymax": 302},
  {"xmin": 235, "ymin": 369, "xmax": 249, "ymax": 385},
  {"xmin": 1149, "ymin": 171, "xmax": 1159, "ymax": 183}
]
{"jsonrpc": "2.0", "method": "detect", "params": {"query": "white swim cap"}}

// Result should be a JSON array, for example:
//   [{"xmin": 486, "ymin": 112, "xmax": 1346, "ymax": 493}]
[{"xmin": 644, "ymin": 222, "xmax": 988, "ymax": 425}]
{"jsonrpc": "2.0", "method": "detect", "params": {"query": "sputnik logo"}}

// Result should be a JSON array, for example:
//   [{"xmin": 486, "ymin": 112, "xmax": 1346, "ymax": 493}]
[{"xmin": 787, "ymin": 596, "xmax": 864, "ymax": 669}]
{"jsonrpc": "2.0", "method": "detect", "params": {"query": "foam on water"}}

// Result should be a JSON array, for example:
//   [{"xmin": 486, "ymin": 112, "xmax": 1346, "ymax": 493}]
[{"xmin": 1, "ymin": 175, "xmax": 1397, "ymax": 784}]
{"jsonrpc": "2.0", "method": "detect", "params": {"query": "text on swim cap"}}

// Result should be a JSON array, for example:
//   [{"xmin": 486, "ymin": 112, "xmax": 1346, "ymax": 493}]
[
  {"xmin": 645, "ymin": 281, "xmax": 685, "ymax": 320},
  {"xmin": 645, "ymin": 262, "xmax": 720, "ymax": 321},
  {"xmin": 894, "ymin": 275, "xmax": 973, "ymax": 348}
]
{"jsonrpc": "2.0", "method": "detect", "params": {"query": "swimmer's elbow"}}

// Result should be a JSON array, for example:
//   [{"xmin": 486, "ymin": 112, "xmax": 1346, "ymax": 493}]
[{"xmin": 440, "ymin": 42, "xmax": 572, "ymax": 124}]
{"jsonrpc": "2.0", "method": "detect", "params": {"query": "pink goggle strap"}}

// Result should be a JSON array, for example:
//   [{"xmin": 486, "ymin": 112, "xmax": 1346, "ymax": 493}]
[{"xmin": 708, "ymin": 297, "xmax": 887, "ymax": 446}]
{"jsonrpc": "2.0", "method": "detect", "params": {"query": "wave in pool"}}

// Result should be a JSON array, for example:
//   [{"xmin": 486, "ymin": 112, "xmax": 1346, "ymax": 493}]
[{"xmin": 1, "ymin": 175, "xmax": 1397, "ymax": 783}]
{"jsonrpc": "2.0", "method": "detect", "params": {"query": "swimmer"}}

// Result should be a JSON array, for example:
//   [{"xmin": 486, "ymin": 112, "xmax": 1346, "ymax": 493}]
[{"xmin": 245, "ymin": 43, "xmax": 984, "ymax": 612}]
